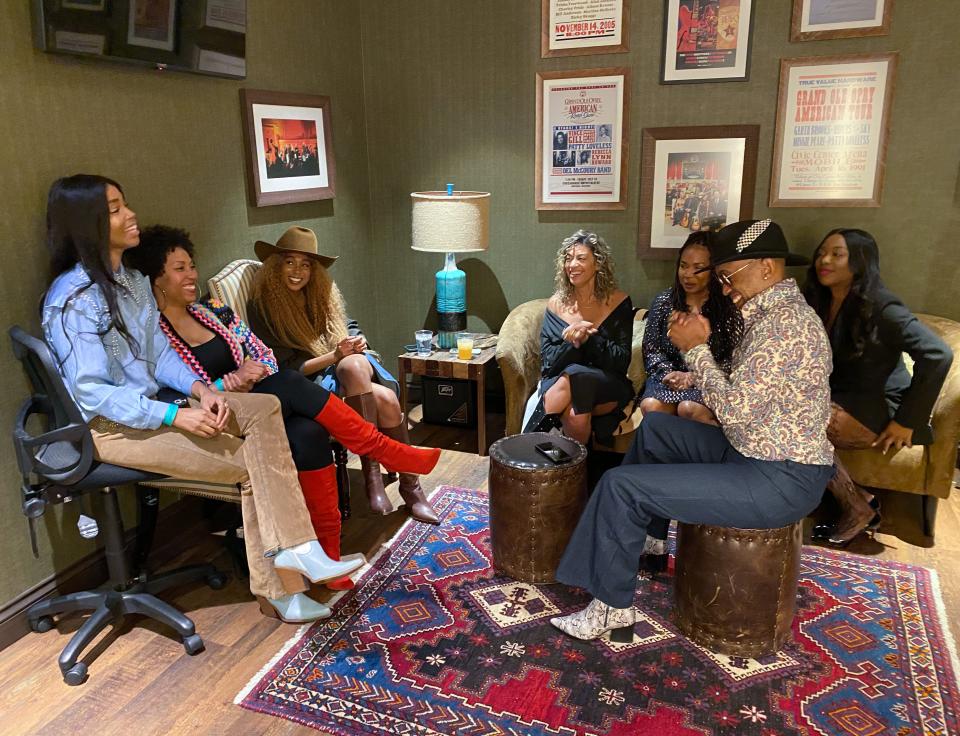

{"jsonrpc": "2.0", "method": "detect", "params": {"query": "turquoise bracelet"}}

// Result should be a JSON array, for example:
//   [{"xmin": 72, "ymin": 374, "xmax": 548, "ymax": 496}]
[
  {"xmin": 214, "ymin": 378, "xmax": 225, "ymax": 391},
  {"xmin": 162, "ymin": 403, "xmax": 179, "ymax": 427}
]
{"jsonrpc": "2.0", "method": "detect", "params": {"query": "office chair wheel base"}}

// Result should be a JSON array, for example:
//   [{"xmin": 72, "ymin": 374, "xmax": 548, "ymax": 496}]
[
  {"xmin": 63, "ymin": 662, "xmax": 88, "ymax": 686},
  {"xmin": 30, "ymin": 615, "xmax": 55, "ymax": 633},
  {"xmin": 183, "ymin": 634, "xmax": 205, "ymax": 656},
  {"xmin": 205, "ymin": 572, "xmax": 228, "ymax": 590}
]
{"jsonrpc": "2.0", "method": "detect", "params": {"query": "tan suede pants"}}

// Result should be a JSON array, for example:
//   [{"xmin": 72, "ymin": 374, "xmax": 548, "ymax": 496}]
[{"xmin": 89, "ymin": 392, "xmax": 315, "ymax": 600}]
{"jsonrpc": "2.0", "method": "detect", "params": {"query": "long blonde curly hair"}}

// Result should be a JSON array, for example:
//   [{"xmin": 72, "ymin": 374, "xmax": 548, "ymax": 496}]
[
  {"xmin": 251, "ymin": 254, "xmax": 348, "ymax": 355},
  {"xmin": 553, "ymin": 229, "xmax": 618, "ymax": 307}
]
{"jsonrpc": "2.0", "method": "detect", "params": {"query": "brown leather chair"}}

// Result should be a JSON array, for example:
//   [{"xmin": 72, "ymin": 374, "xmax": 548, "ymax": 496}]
[{"xmin": 674, "ymin": 521, "xmax": 802, "ymax": 658}]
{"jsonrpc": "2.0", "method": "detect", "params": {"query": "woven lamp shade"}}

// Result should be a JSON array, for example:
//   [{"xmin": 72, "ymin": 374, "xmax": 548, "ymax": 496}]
[{"xmin": 411, "ymin": 191, "xmax": 490, "ymax": 253}]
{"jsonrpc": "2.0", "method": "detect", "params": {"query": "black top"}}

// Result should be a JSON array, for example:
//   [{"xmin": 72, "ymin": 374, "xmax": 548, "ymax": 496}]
[
  {"xmin": 189, "ymin": 332, "xmax": 236, "ymax": 380},
  {"xmin": 540, "ymin": 296, "xmax": 633, "ymax": 383},
  {"xmin": 827, "ymin": 286, "xmax": 952, "ymax": 443}
]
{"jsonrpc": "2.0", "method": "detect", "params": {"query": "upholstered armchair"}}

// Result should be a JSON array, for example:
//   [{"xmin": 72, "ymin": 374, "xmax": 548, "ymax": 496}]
[
  {"xmin": 496, "ymin": 298, "xmax": 648, "ymax": 454},
  {"xmin": 837, "ymin": 314, "xmax": 960, "ymax": 537}
]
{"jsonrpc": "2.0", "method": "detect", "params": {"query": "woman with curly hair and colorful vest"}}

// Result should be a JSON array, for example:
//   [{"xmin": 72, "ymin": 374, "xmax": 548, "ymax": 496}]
[
  {"xmin": 127, "ymin": 225, "xmax": 441, "ymax": 591},
  {"xmin": 245, "ymin": 227, "xmax": 439, "ymax": 525}
]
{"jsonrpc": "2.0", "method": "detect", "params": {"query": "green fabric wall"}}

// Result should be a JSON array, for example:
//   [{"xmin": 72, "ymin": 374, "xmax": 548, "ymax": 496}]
[
  {"xmin": 0, "ymin": 0, "xmax": 372, "ymax": 605},
  {"xmin": 357, "ymin": 0, "xmax": 960, "ymax": 365}
]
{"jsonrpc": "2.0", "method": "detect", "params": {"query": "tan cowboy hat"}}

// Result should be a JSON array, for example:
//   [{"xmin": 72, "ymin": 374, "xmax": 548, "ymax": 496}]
[{"xmin": 254, "ymin": 226, "xmax": 338, "ymax": 268}]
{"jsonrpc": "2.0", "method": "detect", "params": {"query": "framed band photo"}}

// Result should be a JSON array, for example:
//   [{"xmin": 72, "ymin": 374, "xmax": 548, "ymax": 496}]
[
  {"xmin": 661, "ymin": 0, "xmax": 754, "ymax": 84},
  {"xmin": 770, "ymin": 53, "xmax": 898, "ymax": 208},
  {"xmin": 791, "ymin": 0, "xmax": 893, "ymax": 42},
  {"xmin": 637, "ymin": 125, "xmax": 759, "ymax": 259},
  {"xmin": 240, "ymin": 89, "xmax": 337, "ymax": 207},
  {"xmin": 541, "ymin": 0, "xmax": 630, "ymax": 58},
  {"xmin": 536, "ymin": 68, "xmax": 629, "ymax": 210}
]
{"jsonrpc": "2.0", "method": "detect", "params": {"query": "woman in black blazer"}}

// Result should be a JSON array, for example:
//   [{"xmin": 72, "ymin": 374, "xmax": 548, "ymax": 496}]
[{"xmin": 803, "ymin": 228, "xmax": 953, "ymax": 546}]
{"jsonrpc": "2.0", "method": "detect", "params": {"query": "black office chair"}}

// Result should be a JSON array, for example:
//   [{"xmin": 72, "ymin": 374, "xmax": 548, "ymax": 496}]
[{"xmin": 10, "ymin": 326, "xmax": 226, "ymax": 686}]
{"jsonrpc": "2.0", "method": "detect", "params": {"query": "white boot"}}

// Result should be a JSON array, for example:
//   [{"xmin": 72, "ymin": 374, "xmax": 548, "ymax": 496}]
[
  {"xmin": 274, "ymin": 540, "xmax": 365, "ymax": 584},
  {"xmin": 550, "ymin": 598, "xmax": 638, "ymax": 641},
  {"xmin": 259, "ymin": 592, "xmax": 331, "ymax": 623}
]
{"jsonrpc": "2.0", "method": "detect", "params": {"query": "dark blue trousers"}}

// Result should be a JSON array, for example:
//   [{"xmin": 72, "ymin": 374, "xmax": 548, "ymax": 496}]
[{"xmin": 555, "ymin": 412, "xmax": 833, "ymax": 608}]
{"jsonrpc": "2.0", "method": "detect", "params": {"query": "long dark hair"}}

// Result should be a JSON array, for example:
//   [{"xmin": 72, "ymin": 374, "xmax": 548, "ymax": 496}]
[
  {"xmin": 44, "ymin": 174, "xmax": 138, "ymax": 358},
  {"xmin": 670, "ymin": 232, "xmax": 742, "ymax": 365},
  {"xmin": 802, "ymin": 228, "xmax": 883, "ymax": 359}
]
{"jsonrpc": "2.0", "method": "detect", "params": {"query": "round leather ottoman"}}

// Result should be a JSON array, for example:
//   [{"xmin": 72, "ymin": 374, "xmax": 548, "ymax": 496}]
[
  {"xmin": 674, "ymin": 521, "xmax": 802, "ymax": 658},
  {"xmin": 488, "ymin": 432, "xmax": 587, "ymax": 583}
]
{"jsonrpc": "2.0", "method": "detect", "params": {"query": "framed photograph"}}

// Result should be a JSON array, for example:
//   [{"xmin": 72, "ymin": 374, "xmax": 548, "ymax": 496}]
[
  {"xmin": 54, "ymin": 30, "xmax": 106, "ymax": 54},
  {"xmin": 541, "ymin": 0, "xmax": 629, "ymax": 58},
  {"xmin": 203, "ymin": 0, "xmax": 247, "ymax": 34},
  {"xmin": 536, "ymin": 68, "xmax": 629, "ymax": 210},
  {"xmin": 770, "ymin": 53, "xmax": 898, "ymax": 207},
  {"xmin": 791, "ymin": 0, "xmax": 893, "ymax": 41},
  {"xmin": 127, "ymin": 0, "xmax": 176, "ymax": 51},
  {"xmin": 240, "ymin": 89, "xmax": 336, "ymax": 207},
  {"xmin": 61, "ymin": 0, "xmax": 107, "ymax": 10},
  {"xmin": 637, "ymin": 125, "xmax": 759, "ymax": 259},
  {"xmin": 661, "ymin": 0, "xmax": 754, "ymax": 83}
]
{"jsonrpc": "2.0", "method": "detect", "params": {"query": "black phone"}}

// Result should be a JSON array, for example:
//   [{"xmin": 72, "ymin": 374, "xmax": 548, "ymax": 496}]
[{"xmin": 535, "ymin": 441, "xmax": 572, "ymax": 464}]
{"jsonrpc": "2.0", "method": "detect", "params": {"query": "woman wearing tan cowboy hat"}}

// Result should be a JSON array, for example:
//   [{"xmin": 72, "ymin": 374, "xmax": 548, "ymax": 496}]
[{"xmin": 247, "ymin": 226, "xmax": 441, "ymax": 525}]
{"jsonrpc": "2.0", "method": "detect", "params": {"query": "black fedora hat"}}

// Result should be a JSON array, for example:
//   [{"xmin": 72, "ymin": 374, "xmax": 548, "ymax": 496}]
[{"xmin": 710, "ymin": 219, "xmax": 808, "ymax": 267}]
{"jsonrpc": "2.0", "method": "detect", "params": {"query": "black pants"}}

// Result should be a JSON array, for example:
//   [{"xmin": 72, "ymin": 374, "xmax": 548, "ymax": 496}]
[{"xmin": 555, "ymin": 412, "xmax": 833, "ymax": 608}]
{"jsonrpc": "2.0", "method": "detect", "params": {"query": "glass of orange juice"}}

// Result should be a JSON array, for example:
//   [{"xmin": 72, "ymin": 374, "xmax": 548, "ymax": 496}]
[{"xmin": 456, "ymin": 332, "xmax": 474, "ymax": 360}]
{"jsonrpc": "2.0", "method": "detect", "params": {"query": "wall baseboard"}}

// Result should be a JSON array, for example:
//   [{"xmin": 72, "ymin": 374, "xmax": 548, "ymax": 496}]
[{"xmin": 0, "ymin": 495, "xmax": 208, "ymax": 653}]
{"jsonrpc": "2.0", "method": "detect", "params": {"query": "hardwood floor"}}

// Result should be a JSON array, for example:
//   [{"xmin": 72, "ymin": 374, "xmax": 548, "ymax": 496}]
[{"xmin": 0, "ymin": 410, "xmax": 957, "ymax": 735}]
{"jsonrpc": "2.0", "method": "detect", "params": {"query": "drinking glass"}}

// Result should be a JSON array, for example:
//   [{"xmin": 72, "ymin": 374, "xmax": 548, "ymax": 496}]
[
  {"xmin": 415, "ymin": 330, "xmax": 433, "ymax": 356},
  {"xmin": 456, "ymin": 332, "xmax": 474, "ymax": 360}
]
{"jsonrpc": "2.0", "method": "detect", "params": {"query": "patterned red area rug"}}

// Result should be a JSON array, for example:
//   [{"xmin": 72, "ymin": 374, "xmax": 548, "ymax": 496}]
[{"xmin": 237, "ymin": 486, "xmax": 960, "ymax": 735}]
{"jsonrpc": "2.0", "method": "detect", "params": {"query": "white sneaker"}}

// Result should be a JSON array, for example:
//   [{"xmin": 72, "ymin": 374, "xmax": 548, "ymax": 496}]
[{"xmin": 274, "ymin": 540, "xmax": 365, "ymax": 584}]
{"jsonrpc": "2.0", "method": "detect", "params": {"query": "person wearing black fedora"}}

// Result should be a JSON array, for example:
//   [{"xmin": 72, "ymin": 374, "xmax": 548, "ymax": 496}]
[
  {"xmin": 247, "ymin": 226, "xmax": 441, "ymax": 527},
  {"xmin": 551, "ymin": 219, "xmax": 835, "ymax": 641}
]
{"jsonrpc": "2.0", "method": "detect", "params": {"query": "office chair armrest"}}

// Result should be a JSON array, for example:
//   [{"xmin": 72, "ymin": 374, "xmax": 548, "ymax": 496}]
[{"xmin": 13, "ymin": 397, "xmax": 92, "ymax": 484}]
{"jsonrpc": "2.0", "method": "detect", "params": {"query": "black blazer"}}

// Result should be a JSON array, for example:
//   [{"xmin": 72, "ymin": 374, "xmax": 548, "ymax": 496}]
[{"xmin": 827, "ymin": 287, "xmax": 952, "ymax": 444}]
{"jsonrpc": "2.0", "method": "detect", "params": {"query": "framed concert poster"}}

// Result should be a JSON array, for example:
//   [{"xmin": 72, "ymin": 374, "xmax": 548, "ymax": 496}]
[
  {"xmin": 240, "ymin": 88, "xmax": 337, "ymax": 207},
  {"xmin": 770, "ymin": 53, "xmax": 898, "ymax": 208},
  {"xmin": 637, "ymin": 125, "xmax": 759, "ymax": 259},
  {"xmin": 661, "ymin": 0, "xmax": 754, "ymax": 83},
  {"xmin": 791, "ymin": 0, "xmax": 893, "ymax": 42},
  {"xmin": 127, "ymin": 0, "xmax": 176, "ymax": 51},
  {"xmin": 536, "ymin": 68, "xmax": 629, "ymax": 210},
  {"xmin": 541, "ymin": 0, "xmax": 630, "ymax": 58}
]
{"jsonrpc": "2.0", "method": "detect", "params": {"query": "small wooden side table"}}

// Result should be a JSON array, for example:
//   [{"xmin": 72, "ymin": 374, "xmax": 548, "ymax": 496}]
[{"xmin": 397, "ymin": 334, "xmax": 498, "ymax": 456}]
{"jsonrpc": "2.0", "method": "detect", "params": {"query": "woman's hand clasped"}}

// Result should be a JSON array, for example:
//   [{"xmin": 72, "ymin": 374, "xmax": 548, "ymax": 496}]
[
  {"xmin": 222, "ymin": 360, "xmax": 271, "ymax": 392},
  {"xmin": 662, "ymin": 371, "xmax": 695, "ymax": 391},
  {"xmin": 561, "ymin": 320, "xmax": 597, "ymax": 348},
  {"xmin": 335, "ymin": 335, "xmax": 366, "ymax": 361}
]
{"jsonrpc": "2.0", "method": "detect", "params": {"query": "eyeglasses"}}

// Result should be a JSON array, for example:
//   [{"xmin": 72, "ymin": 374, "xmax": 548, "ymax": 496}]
[{"xmin": 714, "ymin": 261, "xmax": 756, "ymax": 287}]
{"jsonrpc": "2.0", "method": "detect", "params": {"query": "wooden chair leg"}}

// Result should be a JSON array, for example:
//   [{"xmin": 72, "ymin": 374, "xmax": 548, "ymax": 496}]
[
  {"xmin": 333, "ymin": 442, "xmax": 352, "ymax": 520},
  {"xmin": 922, "ymin": 495, "xmax": 938, "ymax": 539}
]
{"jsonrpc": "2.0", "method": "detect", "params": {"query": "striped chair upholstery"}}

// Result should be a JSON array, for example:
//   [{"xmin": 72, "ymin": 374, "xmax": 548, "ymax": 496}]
[{"xmin": 206, "ymin": 258, "xmax": 261, "ymax": 324}]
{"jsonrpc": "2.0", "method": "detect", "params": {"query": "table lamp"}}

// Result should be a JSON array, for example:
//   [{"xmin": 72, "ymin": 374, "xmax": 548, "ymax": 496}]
[{"xmin": 411, "ymin": 185, "xmax": 490, "ymax": 349}]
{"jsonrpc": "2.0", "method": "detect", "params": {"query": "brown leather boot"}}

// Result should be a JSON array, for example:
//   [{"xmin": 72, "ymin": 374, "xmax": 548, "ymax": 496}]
[
  {"xmin": 826, "ymin": 460, "xmax": 877, "ymax": 547},
  {"xmin": 344, "ymin": 392, "xmax": 393, "ymax": 515},
  {"xmin": 381, "ymin": 420, "xmax": 440, "ymax": 525}
]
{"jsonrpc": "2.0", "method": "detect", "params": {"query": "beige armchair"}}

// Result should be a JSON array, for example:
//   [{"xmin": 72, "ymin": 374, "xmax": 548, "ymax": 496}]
[
  {"xmin": 496, "ymin": 299, "xmax": 648, "ymax": 454},
  {"xmin": 837, "ymin": 314, "xmax": 960, "ymax": 537},
  {"xmin": 497, "ymin": 303, "xmax": 960, "ymax": 538}
]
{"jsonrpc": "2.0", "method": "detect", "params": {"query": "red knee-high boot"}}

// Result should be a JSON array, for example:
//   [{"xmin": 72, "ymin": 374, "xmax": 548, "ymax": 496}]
[
  {"xmin": 298, "ymin": 466, "xmax": 354, "ymax": 590},
  {"xmin": 314, "ymin": 394, "xmax": 441, "ymax": 475}
]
